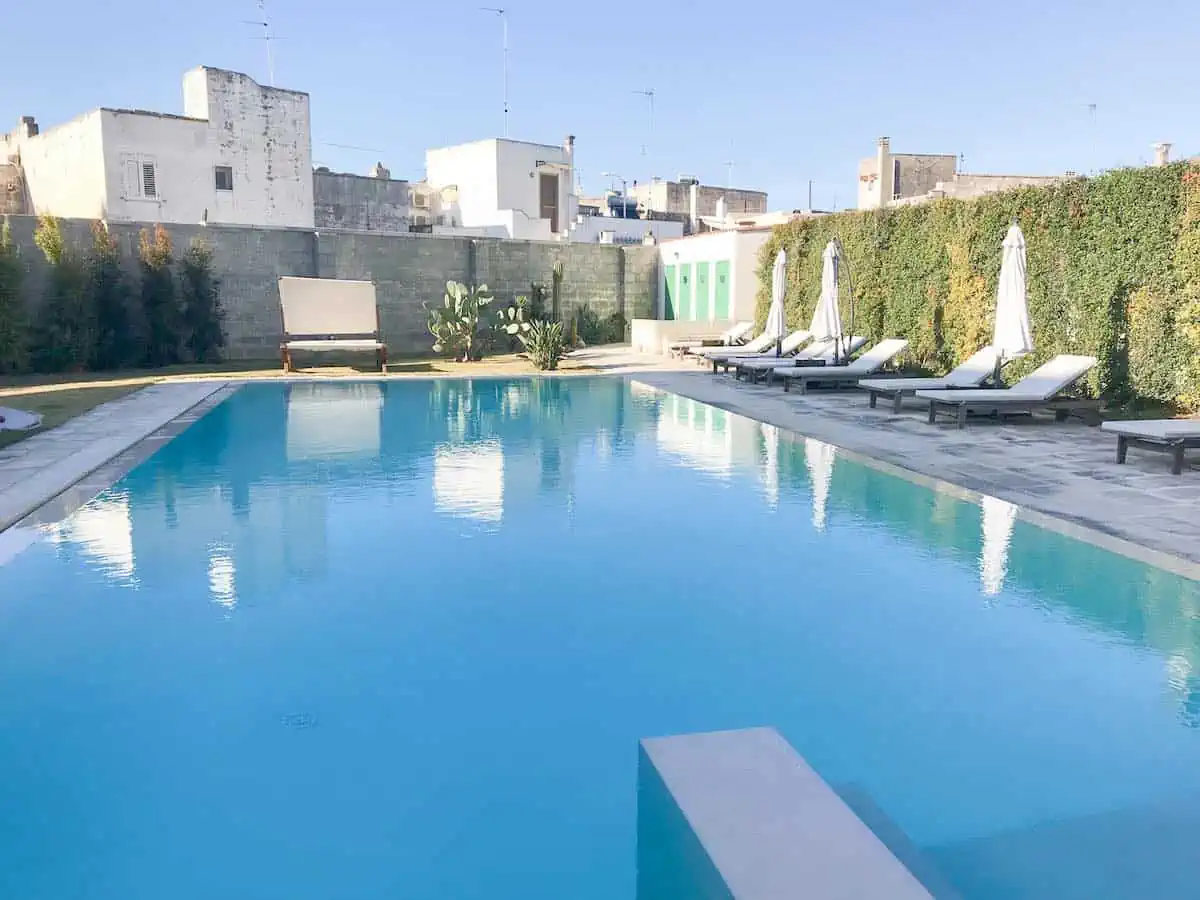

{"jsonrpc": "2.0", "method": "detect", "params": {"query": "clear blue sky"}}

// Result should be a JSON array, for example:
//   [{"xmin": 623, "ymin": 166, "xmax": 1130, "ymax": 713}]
[{"xmin": 5, "ymin": 0, "xmax": 1199, "ymax": 210}]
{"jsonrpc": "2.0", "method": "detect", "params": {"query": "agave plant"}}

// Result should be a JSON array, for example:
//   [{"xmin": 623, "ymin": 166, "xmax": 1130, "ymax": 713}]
[
  {"xmin": 425, "ymin": 281, "xmax": 494, "ymax": 361},
  {"xmin": 520, "ymin": 320, "xmax": 566, "ymax": 371}
]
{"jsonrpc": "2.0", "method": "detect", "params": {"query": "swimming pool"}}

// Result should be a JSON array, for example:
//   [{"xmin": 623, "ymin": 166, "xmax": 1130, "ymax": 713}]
[{"xmin": 1, "ymin": 378, "xmax": 1198, "ymax": 899}]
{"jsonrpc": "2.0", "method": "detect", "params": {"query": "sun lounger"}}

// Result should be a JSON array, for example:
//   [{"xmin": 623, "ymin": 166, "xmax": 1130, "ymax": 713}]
[
  {"xmin": 1101, "ymin": 420, "xmax": 1200, "ymax": 475},
  {"xmin": 669, "ymin": 321, "xmax": 754, "ymax": 356},
  {"xmin": 0, "ymin": 406, "xmax": 43, "ymax": 432},
  {"xmin": 694, "ymin": 332, "xmax": 777, "ymax": 362},
  {"xmin": 916, "ymin": 354, "xmax": 1099, "ymax": 428},
  {"xmin": 278, "ymin": 276, "xmax": 387, "ymax": 372},
  {"xmin": 858, "ymin": 346, "xmax": 1002, "ymax": 412},
  {"xmin": 732, "ymin": 336, "xmax": 855, "ymax": 383},
  {"xmin": 710, "ymin": 330, "xmax": 813, "ymax": 373},
  {"xmin": 771, "ymin": 339, "xmax": 909, "ymax": 393}
]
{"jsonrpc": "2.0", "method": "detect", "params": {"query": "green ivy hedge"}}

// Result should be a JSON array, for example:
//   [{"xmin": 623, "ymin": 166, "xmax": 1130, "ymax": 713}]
[{"xmin": 756, "ymin": 162, "xmax": 1200, "ymax": 411}]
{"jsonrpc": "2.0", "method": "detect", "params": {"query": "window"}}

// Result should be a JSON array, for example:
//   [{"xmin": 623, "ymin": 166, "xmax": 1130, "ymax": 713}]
[
  {"xmin": 121, "ymin": 153, "xmax": 159, "ymax": 200},
  {"xmin": 892, "ymin": 159, "xmax": 902, "ymax": 200},
  {"xmin": 214, "ymin": 165, "xmax": 234, "ymax": 191},
  {"xmin": 142, "ymin": 162, "xmax": 157, "ymax": 198}
]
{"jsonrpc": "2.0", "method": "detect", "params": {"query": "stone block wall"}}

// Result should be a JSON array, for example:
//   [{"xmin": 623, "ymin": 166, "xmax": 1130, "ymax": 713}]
[{"xmin": 3, "ymin": 215, "xmax": 660, "ymax": 359}]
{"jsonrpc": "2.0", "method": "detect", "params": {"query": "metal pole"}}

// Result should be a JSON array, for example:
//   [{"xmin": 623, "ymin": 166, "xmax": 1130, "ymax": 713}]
[{"xmin": 482, "ymin": 8, "xmax": 508, "ymax": 136}]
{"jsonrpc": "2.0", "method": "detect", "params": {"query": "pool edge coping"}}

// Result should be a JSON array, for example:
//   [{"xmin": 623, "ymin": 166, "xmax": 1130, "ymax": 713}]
[{"xmin": 0, "ymin": 382, "xmax": 240, "ymax": 537}]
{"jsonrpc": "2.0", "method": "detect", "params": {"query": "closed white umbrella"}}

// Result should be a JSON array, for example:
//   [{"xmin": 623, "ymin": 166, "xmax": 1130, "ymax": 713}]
[
  {"xmin": 980, "ymin": 494, "xmax": 1018, "ymax": 596},
  {"xmin": 765, "ymin": 250, "xmax": 788, "ymax": 356},
  {"xmin": 992, "ymin": 223, "xmax": 1033, "ymax": 382},
  {"xmin": 812, "ymin": 240, "xmax": 844, "ymax": 360}
]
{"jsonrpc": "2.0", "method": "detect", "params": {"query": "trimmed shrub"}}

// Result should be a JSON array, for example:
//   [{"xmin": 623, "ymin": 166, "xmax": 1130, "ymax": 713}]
[
  {"xmin": 31, "ymin": 214, "xmax": 94, "ymax": 373},
  {"xmin": 139, "ymin": 224, "xmax": 184, "ymax": 367},
  {"xmin": 88, "ymin": 221, "xmax": 139, "ymax": 370},
  {"xmin": 180, "ymin": 239, "xmax": 225, "ymax": 363},
  {"xmin": 0, "ymin": 220, "xmax": 28, "ymax": 373}
]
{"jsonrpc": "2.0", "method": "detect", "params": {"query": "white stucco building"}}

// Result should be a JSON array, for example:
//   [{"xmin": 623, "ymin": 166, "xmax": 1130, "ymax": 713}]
[
  {"xmin": 1, "ymin": 67, "xmax": 313, "ymax": 228},
  {"xmin": 420, "ymin": 136, "xmax": 577, "ymax": 241}
]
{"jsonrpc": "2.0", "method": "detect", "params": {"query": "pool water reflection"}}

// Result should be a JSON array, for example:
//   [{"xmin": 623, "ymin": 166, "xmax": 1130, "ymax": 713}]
[{"xmin": 0, "ymin": 378, "xmax": 1198, "ymax": 900}]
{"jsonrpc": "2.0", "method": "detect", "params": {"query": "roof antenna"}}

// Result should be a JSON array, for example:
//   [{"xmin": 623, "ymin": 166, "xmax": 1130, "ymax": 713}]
[{"xmin": 243, "ymin": 0, "xmax": 276, "ymax": 85}]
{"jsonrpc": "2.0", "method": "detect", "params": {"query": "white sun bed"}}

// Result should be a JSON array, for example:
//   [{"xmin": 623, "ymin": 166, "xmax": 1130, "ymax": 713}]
[
  {"xmin": 1101, "ymin": 419, "xmax": 1200, "ymax": 475},
  {"xmin": 732, "ymin": 336, "xmax": 861, "ymax": 383},
  {"xmin": 694, "ymin": 332, "xmax": 777, "ymax": 361},
  {"xmin": 858, "ymin": 346, "xmax": 1003, "ymax": 412},
  {"xmin": 669, "ymin": 321, "xmax": 755, "ymax": 356},
  {"xmin": 0, "ymin": 406, "xmax": 43, "ymax": 432},
  {"xmin": 771, "ymin": 339, "xmax": 909, "ymax": 393},
  {"xmin": 916, "ymin": 354, "xmax": 1099, "ymax": 428},
  {"xmin": 709, "ymin": 330, "xmax": 813, "ymax": 373}
]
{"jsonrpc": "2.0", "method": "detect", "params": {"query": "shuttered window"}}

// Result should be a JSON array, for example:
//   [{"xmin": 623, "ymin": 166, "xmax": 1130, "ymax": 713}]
[
  {"xmin": 142, "ymin": 161, "xmax": 157, "ymax": 198},
  {"xmin": 120, "ymin": 153, "xmax": 159, "ymax": 200}
]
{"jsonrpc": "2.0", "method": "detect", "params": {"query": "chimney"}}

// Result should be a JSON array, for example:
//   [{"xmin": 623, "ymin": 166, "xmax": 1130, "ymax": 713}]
[
  {"xmin": 369, "ymin": 162, "xmax": 391, "ymax": 179},
  {"xmin": 1153, "ymin": 142, "xmax": 1172, "ymax": 167},
  {"xmin": 18, "ymin": 116, "xmax": 38, "ymax": 139},
  {"xmin": 876, "ymin": 136, "xmax": 892, "ymax": 208}
]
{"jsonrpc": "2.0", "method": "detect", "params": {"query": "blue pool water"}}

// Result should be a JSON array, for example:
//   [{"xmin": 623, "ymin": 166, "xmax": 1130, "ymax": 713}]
[{"xmin": 2, "ymin": 378, "xmax": 1199, "ymax": 899}]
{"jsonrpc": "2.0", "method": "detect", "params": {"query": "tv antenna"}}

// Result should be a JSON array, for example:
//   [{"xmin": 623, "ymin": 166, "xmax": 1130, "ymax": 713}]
[
  {"xmin": 481, "ymin": 8, "xmax": 509, "ymax": 136},
  {"xmin": 632, "ymin": 88, "xmax": 654, "ymax": 156},
  {"xmin": 243, "ymin": 0, "xmax": 277, "ymax": 85}
]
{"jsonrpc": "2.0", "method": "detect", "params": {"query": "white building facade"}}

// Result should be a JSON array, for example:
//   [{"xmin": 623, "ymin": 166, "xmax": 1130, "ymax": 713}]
[
  {"xmin": 422, "ymin": 137, "xmax": 577, "ymax": 241},
  {"xmin": 2, "ymin": 67, "xmax": 313, "ymax": 228}
]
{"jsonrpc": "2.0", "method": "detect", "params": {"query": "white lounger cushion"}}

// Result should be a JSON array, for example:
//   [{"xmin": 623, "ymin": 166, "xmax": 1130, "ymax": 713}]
[
  {"xmin": 859, "ymin": 346, "xmax": 1001, "ymax": 392},
  {"xmin": 283, "ymin": 339, "xmax": 385, "ymax": 352},
  {"xmin": 915, "ymin": 354, "xmax": 1097, "ymax": 403},
  {"xmin": 279, "ymin": 276, "xmax": 379, "ymax": 335},
  {"xmin": 773, "ymin": 338, "xmax": 908, "ymax": 378},
  {"xmin": 672, "ymin": 321, "xmax": 754, "ymax": 349},
  {"xmin": 713, "ymin": 330, "xmax": 812, "ymax": 361},
  {"xmin": 1100, "ymin": 420, "xmax": 1200, "ymax": 439},
  {"xmin": 698, "ymin": 333, "xmax": 776, "ymax": 357},
  {"xmin": 744, "ymin": 336, "xmax": 868, "ymax": 371}
]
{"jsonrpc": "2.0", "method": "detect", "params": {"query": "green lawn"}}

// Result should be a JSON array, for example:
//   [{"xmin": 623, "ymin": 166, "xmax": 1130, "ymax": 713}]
[{"xmin": 0, "ymin": 384, "xmax": 143, "ymax": 450}]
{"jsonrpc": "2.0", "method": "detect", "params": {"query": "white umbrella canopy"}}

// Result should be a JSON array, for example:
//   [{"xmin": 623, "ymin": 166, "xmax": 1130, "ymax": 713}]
[
  {"xmin": 811, "ymin": 241, "xmax": 844, "ymax": 347},
  {"xmin": 764, "ymin": 250, "xmax": 788, "ymax": 354},
  {"xmin": 993, "ymin": 224, "xmax": 1034, "ymax": 371}
]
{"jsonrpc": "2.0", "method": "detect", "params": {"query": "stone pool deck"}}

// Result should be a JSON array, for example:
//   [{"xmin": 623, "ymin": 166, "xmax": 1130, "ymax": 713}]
[
  {"xmin": 0, "ymin": 381, "xmax": 231, "ymax": 534},
  {"xmin": 0, "ymin": 348, "xmax": 1196, "ymax": 577}
]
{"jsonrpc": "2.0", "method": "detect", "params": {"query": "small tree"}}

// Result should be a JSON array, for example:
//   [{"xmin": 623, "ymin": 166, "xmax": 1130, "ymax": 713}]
[
  {"xmin": 31, "ymin": 214, "xmax": 94, "ymax": 373},
  {"xmin": 88, "ymin": 221, "xmax": 137, "ymax": 370},
  {"xmin": 180, "ymin": 239, "xmax": 225, "ymax": 363},
  {"xmin": 138, "ymin": 224, "xmax": 183, "ymax": 367},
  {"xmin": 0, "ymin": 219, "xmax": 28, "ymax": 373}
]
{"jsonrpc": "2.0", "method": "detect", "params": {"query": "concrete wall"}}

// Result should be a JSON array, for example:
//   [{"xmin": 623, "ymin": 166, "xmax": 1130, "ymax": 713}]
[
  {"xmin": 313, "ymin": 170, "xmax": 411, "ymax": 233},
  {"xmin": 4, "ymin": 215, "xmax": 657, "ymax": 360},
  {"xmin": 4, "ymin": 112, "xmax": 108, "ymax": 218},
  {"xmin": 630, "ymin": 181, "xmax": 767, "ymax": 218},
  {"xmin": 569, "ymin": 215, "xmax": 683, "ymax": 245}
]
